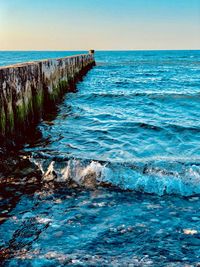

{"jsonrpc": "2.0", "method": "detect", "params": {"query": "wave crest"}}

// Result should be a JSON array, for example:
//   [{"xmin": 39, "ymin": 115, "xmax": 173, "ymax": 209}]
[{"xmin": 31, "ymin": 156, "xmax": 200, "ymax": 196}]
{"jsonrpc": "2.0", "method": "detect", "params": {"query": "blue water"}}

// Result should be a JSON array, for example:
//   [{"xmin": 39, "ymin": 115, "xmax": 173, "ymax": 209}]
[
  {"xmin": 1, "ymin": 50, "xmax": 200, "ymax": 266},
  {"xmin": 0, "ymin": 51, "xmax": 85, "ymax": 67}
]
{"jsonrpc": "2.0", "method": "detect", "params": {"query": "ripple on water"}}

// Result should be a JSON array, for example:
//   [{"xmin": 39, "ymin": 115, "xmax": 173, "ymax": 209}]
[{"xmin": 1, "ymin": 50, "xmax": 200, "ymax": 266}]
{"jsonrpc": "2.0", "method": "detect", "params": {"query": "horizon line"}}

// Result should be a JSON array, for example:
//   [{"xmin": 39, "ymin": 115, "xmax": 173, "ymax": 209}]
[{"xmin": 0, "ymin": 49, "xmax": 200, "ymax": 52}]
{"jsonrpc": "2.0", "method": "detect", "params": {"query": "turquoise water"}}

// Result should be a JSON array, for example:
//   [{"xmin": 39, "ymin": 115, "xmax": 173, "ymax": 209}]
[{"xmin": 1, "ymin": 51, "xmax": 200, "ymax": 266}]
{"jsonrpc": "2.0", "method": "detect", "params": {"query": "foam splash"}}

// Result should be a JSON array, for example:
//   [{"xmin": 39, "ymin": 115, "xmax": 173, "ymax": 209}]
[
  {"xmin": 42, "ymin": 160, "xmax": 106, "ymax": 189},
  {"xmin": 31, "ymin": 156, "xmax": 200, "ymax": 196}
]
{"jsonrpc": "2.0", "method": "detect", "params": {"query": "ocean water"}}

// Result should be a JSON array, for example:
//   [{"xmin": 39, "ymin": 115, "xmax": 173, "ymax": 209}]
[
  {"xmin": 0, "ymin": 51, "xmax": 85, "ymax": 67},
  {"xmin": 1, "ymin": 50, "xmax": 200, "ymax": 266}
]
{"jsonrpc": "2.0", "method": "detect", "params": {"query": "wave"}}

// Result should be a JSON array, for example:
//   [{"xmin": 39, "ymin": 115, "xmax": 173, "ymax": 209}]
[
  {"xmin": 79, "ymin": 91, "xmax": 200, "ymax": 101},
  {"xmin": 30, "ymin": 154, "xmax": 200, "ymax": 196},
  {"xmin": 136, "ymin": 121, "xmax": 200, "ymax": 133}
]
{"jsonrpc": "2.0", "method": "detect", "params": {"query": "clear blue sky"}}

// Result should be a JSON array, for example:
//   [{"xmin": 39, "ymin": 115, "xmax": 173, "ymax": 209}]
[{"xmin": 0, "ymin": 0, "xmax": 199, "ymax": 50}]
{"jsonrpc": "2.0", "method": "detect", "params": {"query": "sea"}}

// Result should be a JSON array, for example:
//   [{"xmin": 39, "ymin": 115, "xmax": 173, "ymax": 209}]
[{"xmin": 0, "ymin": 50, "xmax": 200, "ymax": 266}]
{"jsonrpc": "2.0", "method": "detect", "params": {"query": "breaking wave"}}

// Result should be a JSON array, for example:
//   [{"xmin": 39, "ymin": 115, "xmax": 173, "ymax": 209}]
[{"xmin": 30, "ymin": 154, "xmax": 200, "ymax": 196}]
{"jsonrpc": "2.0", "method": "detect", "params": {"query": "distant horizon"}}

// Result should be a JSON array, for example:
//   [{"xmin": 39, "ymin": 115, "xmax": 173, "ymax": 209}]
[{"xmin": 0, "ymin": 49, "xmax": 200, "ymax": 52}]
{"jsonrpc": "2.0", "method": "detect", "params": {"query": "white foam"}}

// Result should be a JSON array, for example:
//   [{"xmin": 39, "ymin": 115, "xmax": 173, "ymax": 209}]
[{"xmin": 32, "ymin": 157, "xmax": 200, "ymax": 196}]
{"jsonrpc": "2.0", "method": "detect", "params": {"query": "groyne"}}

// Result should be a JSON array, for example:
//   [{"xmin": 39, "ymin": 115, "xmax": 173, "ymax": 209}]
[{"xmin": 0, "ymin": 51, "xmax": 95, "ymax": 141}]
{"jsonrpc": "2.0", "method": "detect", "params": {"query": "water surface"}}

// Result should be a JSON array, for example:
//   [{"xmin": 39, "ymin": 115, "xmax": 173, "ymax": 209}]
[{"xmin": 1, "ymin": 50, "xmax": 200, "ymax": 266}]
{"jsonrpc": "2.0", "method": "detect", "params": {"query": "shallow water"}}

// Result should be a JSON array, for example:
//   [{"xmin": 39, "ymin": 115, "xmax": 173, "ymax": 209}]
[{"xmin": 1, "ymin": 50, "xmax": 200, "ymax": 266}]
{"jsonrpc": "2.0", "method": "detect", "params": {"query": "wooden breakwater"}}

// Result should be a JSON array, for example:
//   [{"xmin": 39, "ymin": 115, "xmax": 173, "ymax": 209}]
[{"xmin": 0, "ymin": 51, "xmax": 95, "ymax": 141}]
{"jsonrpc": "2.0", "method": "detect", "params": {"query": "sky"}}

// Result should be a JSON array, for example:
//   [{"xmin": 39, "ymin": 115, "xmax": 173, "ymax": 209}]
[{"xmin": 0, "ymin": 0, "xmax": 200, "ymax": 50}]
